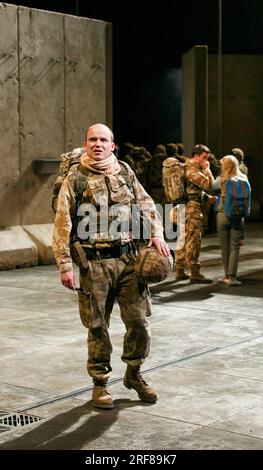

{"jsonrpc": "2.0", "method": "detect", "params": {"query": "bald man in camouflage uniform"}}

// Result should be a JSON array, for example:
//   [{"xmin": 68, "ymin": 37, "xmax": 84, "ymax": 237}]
[
  {"xmin": 175, "ymin": 144, "xmax": 215, "ymax": 282},
  {"xmin": 52, "ymin": 123, "xmax": 169, "ymax": 409}
]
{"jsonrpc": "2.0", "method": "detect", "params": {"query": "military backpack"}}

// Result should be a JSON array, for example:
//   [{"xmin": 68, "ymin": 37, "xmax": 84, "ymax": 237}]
[
  {"xmin": 162, "ymin": 157, "xmax": 187, "ymax": 204},
  {"xmin": 52, "ymin": 147, "xmax": 84, "ymax": 212}
]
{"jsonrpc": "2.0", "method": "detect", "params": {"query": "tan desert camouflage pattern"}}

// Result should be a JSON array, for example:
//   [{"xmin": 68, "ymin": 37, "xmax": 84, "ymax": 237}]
[
  {"xmin": 134, "ymin": 246, "xmax": 173, "ymax": 284},
  {"xmin": 59, "ymin": 148, "xmax": 83, "ymax": 176},
  {"xmin": 175, "ymin": 200, "xmax": 203, "ymax": 267},
  {"xmin": 78, "ymin": 253, "xmax": 151, "ymax": 383},
  {"xmin": 52, "ymin": 160, "xmax": 159, "ymax": 383},
  {"xmin": 176, "ymin": 161, "xmax": 214, "ymax": 268},
  {"xmin": 162, "ymin": 157, "xmax": 186, "ymax": 203},
  {"xmin": 185, "ymin": 161, "xmax": 214, "ymax": 198},
  {"xmin": 52, "ymin": 163, "xmax": 164, "ymax": 273}
]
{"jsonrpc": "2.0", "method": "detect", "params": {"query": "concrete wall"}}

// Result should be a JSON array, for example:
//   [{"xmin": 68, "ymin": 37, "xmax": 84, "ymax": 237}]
[
  {"xmin": 0, "ymin": 3, "xmax": 112, "ymax": 227},
  {"xmin": 0, "ymin": 4, "xmax": 20, "ymax": 227},
  {"xmin": 208, "ymin": 54, "xmax": 263, "ymax": 219},
  {"xmin": 182, "ymin": 46, "xmax": 263, "ymax": 220},
  {"xmin": 182, "ymin": 46, "xmax": 208, "ymax": 155}
]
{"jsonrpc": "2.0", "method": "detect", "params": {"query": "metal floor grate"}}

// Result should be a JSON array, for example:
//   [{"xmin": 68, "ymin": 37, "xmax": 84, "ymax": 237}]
[{"xmin": 0, "ymin": 412, "xmax": 43, "ymax": 432}]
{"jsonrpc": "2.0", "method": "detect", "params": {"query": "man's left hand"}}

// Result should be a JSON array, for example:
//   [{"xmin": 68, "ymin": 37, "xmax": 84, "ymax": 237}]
[{"xmin": 147, "ymin": 238, "xmax": 170, "ymax": 256}]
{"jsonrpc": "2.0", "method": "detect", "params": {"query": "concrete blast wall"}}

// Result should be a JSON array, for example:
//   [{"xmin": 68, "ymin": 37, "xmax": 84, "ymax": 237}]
[
  {"xmin": 182, "ymin": 45, "xmax": 208, "ymax": 154},
  {"xmin": 0, "ymin": 3, "xmax": 111, "ymax": 269},
  {"xmin": 0, "ymin": 3, "xmax": 112, "ymax": 227},
  {"xmin": 182, "ymin": 46, "xmax": 263, "ymax": 221}
]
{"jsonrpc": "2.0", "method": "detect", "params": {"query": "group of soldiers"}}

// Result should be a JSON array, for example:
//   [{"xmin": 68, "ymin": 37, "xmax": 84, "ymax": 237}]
[
  {"xmin": 118, "ymin": 142, "xmax": 248, "ymax": 236},
  {"xmin": 120, "ymin": 141, "xmax": 186, "ymax": 202}
]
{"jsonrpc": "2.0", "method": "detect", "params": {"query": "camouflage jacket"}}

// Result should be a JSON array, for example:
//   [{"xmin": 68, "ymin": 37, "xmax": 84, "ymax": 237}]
[
  {"xmin": 52, "ymin": 163, "xmax": 164, "ymax": 272},
  {"xmin": 185, "ymin": 161, "xmax": 214, "ymax": 201}
]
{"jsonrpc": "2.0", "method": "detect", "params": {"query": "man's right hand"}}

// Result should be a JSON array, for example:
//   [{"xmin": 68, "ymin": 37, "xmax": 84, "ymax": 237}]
[
  {"xmin": 201, "ymin": 159, "xmax": 210, "ymax": 170},
  {"xmin": 61, "ymin": 270, "xmax": 76, "ymax": 290}
]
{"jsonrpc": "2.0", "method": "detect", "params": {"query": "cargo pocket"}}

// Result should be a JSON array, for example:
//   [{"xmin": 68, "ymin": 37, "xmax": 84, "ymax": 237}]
[
  {"xmin": 139, "ymin": 282, "xmax": 152, "ymax": 317},
  {"xmin": 78, "ymin": 289, "xmax": 103, "ymax": 330},
  {"xmin": 78, "ymin": 290, "xmax": 91, "ymax": 328}
]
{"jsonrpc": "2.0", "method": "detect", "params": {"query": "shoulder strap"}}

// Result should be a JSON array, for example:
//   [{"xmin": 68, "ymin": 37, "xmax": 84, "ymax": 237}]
[
  {"xmin": 71, "ymin": 165, "xmax": 89, "ymax": 215},
  {"xmin": 119, "ymin": 160, "xmax": 136, "ymax": 202},
  {"xmin": 231, "ymin": 180, "xmax": 239, "ymax": 215},
  {"xmin": 118, "ymin": 160, "xmax": 132, "ymax": 185}
]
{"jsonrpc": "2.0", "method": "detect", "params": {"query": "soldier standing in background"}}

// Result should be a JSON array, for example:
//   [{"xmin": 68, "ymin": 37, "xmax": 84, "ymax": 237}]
[
  {"xmin": 121, "ymin": 143, "xmax": 152, "ymax": 187},
  {"xmin": 146, "ymin": 144, "xmax": 168, "ymax": 207},
  {"xmin": 175, "ymin": 144, "xmax": 215, "ymax": 282},
  {"xmin": 52, "ymin": 123, "xmax": 169, "ymax": 410},
  {"xmin": 230, "ymin": 148, "xmax": 248, "ymax": 176}
]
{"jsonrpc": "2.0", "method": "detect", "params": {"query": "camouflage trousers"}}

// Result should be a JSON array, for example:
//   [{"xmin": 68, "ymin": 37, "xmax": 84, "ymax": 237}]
[
  {"xmin": 176, "ymin": 201, "xmax": 203, "ymax": 269},
  {"xmin": 78, "ymin": 252, "xmax": 151, "ymax": 384}
]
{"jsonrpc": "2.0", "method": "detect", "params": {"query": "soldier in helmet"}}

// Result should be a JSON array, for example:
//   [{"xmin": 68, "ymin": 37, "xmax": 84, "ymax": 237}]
[
  {"xmin": 52, "ymin": 123, "xmax": 169, "ymax": 410},
  {"xmin": 230, "ymin": 148, "xmax": 248, "ymax": 176}
]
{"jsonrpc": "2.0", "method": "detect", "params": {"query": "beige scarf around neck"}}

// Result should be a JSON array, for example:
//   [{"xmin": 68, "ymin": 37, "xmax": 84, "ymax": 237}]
[{"xmin": 80, "ymin": 152, "xmax": 121, "ymax": 174}]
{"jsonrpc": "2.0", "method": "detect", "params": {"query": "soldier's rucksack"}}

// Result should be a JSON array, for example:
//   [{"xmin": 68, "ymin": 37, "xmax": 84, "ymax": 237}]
[
  {"xmin": 223, "ymin": 177, "xmax": 251, "ymax": 219},
  {"xmin": 52, "ymin": 147, "xmax": 84, "ymax": 212},
  {"xmin": 162, "ymin": 157, "xmax": 187, "ymax": 203}
]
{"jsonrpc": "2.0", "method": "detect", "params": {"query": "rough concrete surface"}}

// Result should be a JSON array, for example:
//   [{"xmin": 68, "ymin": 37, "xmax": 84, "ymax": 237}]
[{"xmin": 0, "ymin": 223, "xmax": 262, "ymax": 463}]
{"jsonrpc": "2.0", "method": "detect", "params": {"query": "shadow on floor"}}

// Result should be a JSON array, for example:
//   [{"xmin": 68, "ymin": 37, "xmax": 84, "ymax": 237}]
[
  {"xmin": 150, "ymin": 268, "xmax": 263, "ymax": 303},
  {"xmin": 0, "ymin": 399, "xmax": 152, "ymax": 450}
]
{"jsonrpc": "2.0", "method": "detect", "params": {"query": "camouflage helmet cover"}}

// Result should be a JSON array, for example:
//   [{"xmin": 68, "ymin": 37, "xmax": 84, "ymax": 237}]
[{"xmin": 135, "ymin": 246, "xmax": 173, "ymax": 284}]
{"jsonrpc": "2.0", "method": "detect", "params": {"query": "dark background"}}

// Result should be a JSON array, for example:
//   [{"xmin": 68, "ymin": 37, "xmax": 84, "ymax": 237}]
[{"xmin": 4, "ymin": 0, "xmax": 263, "ymax": 153}]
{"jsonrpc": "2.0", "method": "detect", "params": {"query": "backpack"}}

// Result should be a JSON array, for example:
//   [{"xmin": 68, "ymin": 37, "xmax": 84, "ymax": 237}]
[
  {"xmin": 162, "ymin": 157, "xmax": 187, "ymax": 203},
  {"xmin": 52, "ymin": 149, "xmax": 134, "ymax": 212},
  {"xmin": 52, "ymin": 147, "xmax": 84, "ymax": 212},
  {"xmin": 223, "ymin": 177, "xmax": 251, "ymax": 219}
]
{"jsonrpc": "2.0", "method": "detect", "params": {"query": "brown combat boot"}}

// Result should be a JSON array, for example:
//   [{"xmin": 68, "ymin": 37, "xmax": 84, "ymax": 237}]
[
  {"xmin": 190, "ymin": 267, "xmax": 213, "ymax": 284},
  {"xmin": 123, "ymin": 366, "xmax": 158, "ymax": 403},
  {"xmin": 92, "ymin": 384, "xmax": 114, "ymax": 409},
  {"xmin": 175, "ymin": 266, "xmax": 189, "ymax": 281}
]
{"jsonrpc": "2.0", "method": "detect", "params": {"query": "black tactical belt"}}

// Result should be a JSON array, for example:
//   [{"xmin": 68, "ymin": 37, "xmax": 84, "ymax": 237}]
[{"xmin": 84, "ymin": 243, "xmax": 131, "ymax": 260}]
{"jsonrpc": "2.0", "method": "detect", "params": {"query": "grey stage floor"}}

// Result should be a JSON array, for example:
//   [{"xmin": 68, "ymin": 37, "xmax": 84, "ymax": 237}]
[{"xmin": 0, "ymin": 223, "xmax": 263, "ymax": 456}]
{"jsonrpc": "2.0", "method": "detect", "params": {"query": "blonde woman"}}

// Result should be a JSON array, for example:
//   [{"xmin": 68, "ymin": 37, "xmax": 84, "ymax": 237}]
[{"xmin": 213, "ymin": 155, "xmax": 250, "ymax": 286}]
